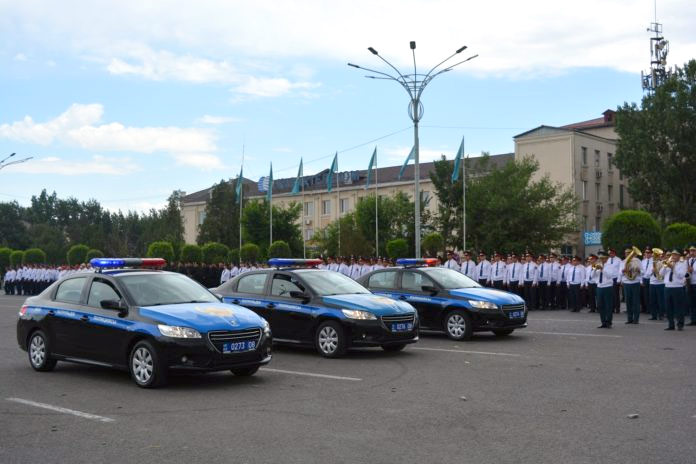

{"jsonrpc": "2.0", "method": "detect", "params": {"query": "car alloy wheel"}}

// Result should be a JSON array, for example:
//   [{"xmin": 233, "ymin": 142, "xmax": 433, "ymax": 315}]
[
  {"xmin": 318, "ymin": 326, "xmax": 339, "ymax": 354},
  {"xmin": 129, "ymin": 341, "xmax": 167, "ymax": 388},
  {"xmin": 445, "ymin": 311, "xmax": 473, "ymax": 341},
  {"xmin": 132, "ymin": 347, "xmax": 154, "ymax": 385},
  {"xmin": 28, "ymin": 331, "xmax": 57, "ymax": 371},
  {"xmin": 315, "ymin": 321, "xmax": 347, "ymax": 358}
]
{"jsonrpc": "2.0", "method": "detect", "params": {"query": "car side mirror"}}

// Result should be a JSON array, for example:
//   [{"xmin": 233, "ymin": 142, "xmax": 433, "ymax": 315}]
[
  {"xmin": 289, "ymin": 290, "xmax": 309, "ymax": 302},
  {"xmin": 101, "ymin": 299, "xmax": 127, "ymax": 313},
  {"xmin": 421, "ymin": 285, "xmax": 438, "ymax": 295}
]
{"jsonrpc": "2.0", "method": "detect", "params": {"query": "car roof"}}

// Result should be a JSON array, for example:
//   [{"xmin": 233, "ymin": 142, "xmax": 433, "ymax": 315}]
[{"xmin": 100, "ymin": 269, "xmax": 171, "ymax": 277}]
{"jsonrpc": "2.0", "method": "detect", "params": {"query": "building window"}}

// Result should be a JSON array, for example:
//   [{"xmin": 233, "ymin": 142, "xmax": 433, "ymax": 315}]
[
  {"xmin": 581, "ymin": 147, "xmax": 587, "ymax": 166},
  {"xmin": 198, "ymin": 211, "xmax": 207, "ymax": 225},
  {"xmin": 619, "ymin": 185, "xmax": 625, "ymax": 208},
  {"xmin": 304, "ymin": 201, "xmax": 314, "ymax": 217},
  {"xmin": 339, "ymin": 198, "xmax": 349, "ymax": 214},
  {"xmin": 582, "ymin": 181, "xmax": 587, "ymax": 200},
  {"xmin": 607, "ymin": 153, "xmax": 613, "ymax": 170},
  {"xmin": 420, "ymin": 190, "xmax": 432, "ymax": 205},
  {"xmin": 561, "ymin": 244, "xmax": 573, "ymax": 256},
  {"xmin": 304, "ymin": 228, "xmax": 313, "ymax": 240},
  {"xmin": 607, "ymin": 185, "xmax": 613, "ymax": 202},
  {"xmin": 595, "ymin": 216, "xmax": 601, "ymax": 231},
  {"xmin": 594, "ymin": 150, "xmax": 600, "ymax": 167},
  {"xmin": 595, "ymin": 183, "xmax": 601, "ymax": 200},
  {"xmin": 321, "ymin": 200, "xmax": 331, "ymax": 216},
  {"xmin": 619, "ymin": 171, "xmax": 624, "ymax": 181}
]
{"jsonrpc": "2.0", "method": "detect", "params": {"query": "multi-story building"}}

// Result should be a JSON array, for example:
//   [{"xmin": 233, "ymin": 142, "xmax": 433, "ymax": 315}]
[{"xmin": 514, "ymin": 110, "xmax": 635, "ymax": 256}]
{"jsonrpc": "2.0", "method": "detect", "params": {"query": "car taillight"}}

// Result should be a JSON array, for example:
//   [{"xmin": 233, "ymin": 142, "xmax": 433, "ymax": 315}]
[{"xmin": 19, "ymin": 305, "xmax": 28, "ymax": 316}]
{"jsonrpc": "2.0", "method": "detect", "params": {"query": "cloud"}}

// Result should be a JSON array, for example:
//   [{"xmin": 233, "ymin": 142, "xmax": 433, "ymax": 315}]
[
  {"xmin": 172, "ymin": 153, "xmax": 225, "ymax": 171},
  {"xmin": 3, "ymin": 155, "xmax": 139, "ymax": 175},
  {"xmin": 272, "ymin": 147, "xmax": 294, "ymax": 153},
  {"xmin": 196, "ymin": 115, "xmax": 242, "ymax": 125},
  {"xmin": 232, "ymin": 76, "xmax": 320, "ymax": 98},
  {"xmin": 14, "ymin": 53, "xmax": 28, "ymax": 61}
]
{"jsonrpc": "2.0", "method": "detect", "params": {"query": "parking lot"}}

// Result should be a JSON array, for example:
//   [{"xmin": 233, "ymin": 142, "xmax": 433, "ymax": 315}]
[{"xmin": 0, "ymin": 293, "xmax": 694, "ymax": 464}]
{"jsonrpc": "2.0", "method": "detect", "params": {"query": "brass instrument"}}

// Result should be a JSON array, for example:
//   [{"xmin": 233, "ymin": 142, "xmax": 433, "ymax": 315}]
[
  {"xmin": 623, "ymin": 246, "xmax": 642, "ymax": 279},
  {"xmin": 652, "ymin": 248, "xmax": 665, "ymax": 280},
  {"xmin": 591, "ymin": 262, "xmax": 604, "ymax": 270}
]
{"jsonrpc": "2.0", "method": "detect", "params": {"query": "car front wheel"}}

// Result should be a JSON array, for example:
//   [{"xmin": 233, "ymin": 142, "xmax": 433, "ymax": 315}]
[
  {"xmin": 315, "ymin": 321, "xmax": 347, "ymax": 358},
  {"xmin": 129, "ymin": 341, "xmax": 167, "ymax": 388},
  {"xmin": 444, "ymin": 311, "xmax": 473, "ymax": 341},
  {"xmin": 28, "ymin": 330, "xmax": 57, "ymax": 372}
]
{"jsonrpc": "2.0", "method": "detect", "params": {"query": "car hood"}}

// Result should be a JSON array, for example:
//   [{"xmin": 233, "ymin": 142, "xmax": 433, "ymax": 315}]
[
  {"xmin": 449, "ymin": 287, "xmax": 524, "ymax": 305},
  {"xmin": 322, "ymin": 293, "xmax": 415, "ymax": 315},
  {"xmin": 139, "ymin": 302, "xmax": 264, "ymax": 332}
]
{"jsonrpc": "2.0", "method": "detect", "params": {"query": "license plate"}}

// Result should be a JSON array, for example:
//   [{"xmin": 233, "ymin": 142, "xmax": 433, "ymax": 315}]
[
  {"xmin": 222, "ymin": 340, "xmax": 257, "ymax": 353},
  {"xmin": 508, "ymin": 311, "xmax": 524, "ymax": 319},
  {"xmin": 391, "ymin": 322, "xmax": 413, "ymax": 332}
]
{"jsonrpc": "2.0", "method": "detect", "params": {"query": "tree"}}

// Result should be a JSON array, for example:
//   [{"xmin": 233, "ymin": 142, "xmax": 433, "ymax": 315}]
[
  {"xmin": 67, "ymin": 244, "xmax": 90, "ymax": 265},
  {"xmin": 147, "ymin": 241, "xmax": 175, "ymax": 264},
  {"xmin": 386, "ymin": 239, "xmax": 408, "ymax": 259},
  {"xmin": 422, "ymin": 232, "xmax": 444, "ymax": 257},
  {"xmin": 0, "ymin": 247, "xmax": 12, "ymax": 272},
  {"xmin": 86, "ymin": 249, "xmax": 104, "ymax": 262},
  {"xmin": 268, "ymin": 240, "xmax": 291, "ymax": 258},
  {"xmin": 242, "ymin": 200, "xmax": 302, "ymax": 255},
  {"xmin": 0, "ymin": 201, "xmax": 29, "ymax": 249},
  {"xmin": 614, "ymin": 60, "xmax": 696, "ymax": 223},
  {"xmin": 228, "ymin": 248, "xmax": 240, "ymax": 264},
  {"xmin": 198, "ymin": 181, "xmax": 239, "ymax": 250},
  {"xmin": 662, "ymin": 223, "xmax": 696, "ymax": 251},
  {"xmin": 28, "ymin": 223, "xmax": 67, "ymax": 264},
  {"xmin": 430, "ymin": 155, "xmax": 578, "ymax": 254},
  {"xmin": 10, "ymin": 250, "xmax": 24, "ymax": 267},
  {"xmin": 180, "ymin": 244, "xmax": 202, "ymax": 263},
  {"xmin": 601, "ymin": 210, "xmax": 661, "ymax": 252},
  {"xmin": 202, "ymin": 242, "xmax": 230, "ymax": 264},
  {"xmin": 23, "ymin": 248, "xmax": 47, "ymax": 264},
  {"xmin": 315, "ymin": 213, "xmax": 373, "ymax": 257},
  {"xmin": 240, "ymin": 243, "xmax": 261, "ymax": 263}
]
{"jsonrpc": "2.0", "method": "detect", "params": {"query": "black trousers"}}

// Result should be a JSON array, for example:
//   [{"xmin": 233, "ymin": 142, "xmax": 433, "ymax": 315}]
[
  {"xmin": 556, "ymin": 282, "xmax": 568, "ymax": 309},
  {"xmin": 508, "ymin": 282, "xmax": 520, "ymax": 297},
  {"xmin": 537, "ymin": 281, "xmax": 549, "ymax": 309},
  {"xmin": 523, "ymin": 281, "xmax": 536, "ymax": 310},
  {"xmin": 478, "ymin": 279, "xmax": 489, "ymax": 287},
  {"xmin": 549, "ymin": 282, "xmax": 557, "ymax": 308},
  {"xmin": 568, "ymin": 284, "xmax": 581, "ymax": 311},
  {"xmin": 493, "ymin": 280, "xmax": 504, "ymax": 290},
  {"xmin": 640, "ymin": 279, "xmax": 649, "ymax": 313},
  {"xmin": 587, "ymin": 283, "xmax": 597, "ymax": 311},
  {"xmin": 612, "ymin": 281, "xmax": 620, "ymax": 312}
]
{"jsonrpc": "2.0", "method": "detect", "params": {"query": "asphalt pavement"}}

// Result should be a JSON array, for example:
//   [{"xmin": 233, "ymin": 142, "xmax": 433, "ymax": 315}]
[{"xmin": 0, "ymin": 293, "xmax": 694, "ymax": 464}]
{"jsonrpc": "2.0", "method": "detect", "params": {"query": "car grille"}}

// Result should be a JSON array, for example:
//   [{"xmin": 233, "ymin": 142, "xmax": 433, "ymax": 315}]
[
  {"xmin": 208, "ymin": 328, "xmax": 261, "ymax": 353},
  {"xmin": 381, "ymin": 314, "xmax": 416, "ymax": 332},
  {"xmin": 502, "ymin": 304, "xmax": 525, "ymax": 318}
]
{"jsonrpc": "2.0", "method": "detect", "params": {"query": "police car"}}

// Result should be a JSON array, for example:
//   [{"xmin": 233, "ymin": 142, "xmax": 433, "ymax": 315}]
[
  {"xmin": 211, "ymin": 258, "xmax": 419, "ymax": 358},
  {"xmin": 357, "ymin": 258, "xmax": 527, "ymax": 340},
  {"xmin": 16, "ymin": 258, "xmax": 272, "ymax": 388}
]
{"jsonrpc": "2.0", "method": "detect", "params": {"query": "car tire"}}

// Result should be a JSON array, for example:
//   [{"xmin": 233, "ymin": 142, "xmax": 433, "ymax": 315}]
[
  {"xmin": 381, "ymin": 344, "xmax": 406, "ymax": 352},
  {"xmin": 444, "ymin": 310, "xmax": 473, "ymax": 341},
  {"xmin": 129, "ymin": 340, "xmax": 167, "ymax": 388},
  {"xmin": 28, "ymin": 330, "xmax": 57, "ymax": 372},
  {"xmin": 230, "ymin": 366, "xmax": 260, "ymax": 376},
  {"xmin": 492, "ymin": 328, "xmax": 514, "ymax": 337},
  {"xmin": 315, "ymin": 320, "xmax": 347, "ymax": 358}
]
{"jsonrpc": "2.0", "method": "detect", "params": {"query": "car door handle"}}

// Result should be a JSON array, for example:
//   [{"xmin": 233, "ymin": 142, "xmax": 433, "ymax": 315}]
[
  {"xmin": 47, "ymin": 310, "xmax": 55, "ymax": 316},
  {"xmin": 80, "ymin": 315, "xmax": 89, "ymax": 322},
  {"xmin": 266, "ymin": 303, "xmax": 276, "ymax": 309},
  {"xmin": 398, "ymin": 296, "xmax": 408, "ymax": 300},
  {"xmin": 232, "ymin": 299, "xmax": 240, "ymax": 305}
]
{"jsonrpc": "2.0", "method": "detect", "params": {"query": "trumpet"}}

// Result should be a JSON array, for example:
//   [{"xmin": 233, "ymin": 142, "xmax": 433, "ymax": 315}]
[{"xmin": 592, "ymin": 262, "xmax": 604, "ymax": 270}]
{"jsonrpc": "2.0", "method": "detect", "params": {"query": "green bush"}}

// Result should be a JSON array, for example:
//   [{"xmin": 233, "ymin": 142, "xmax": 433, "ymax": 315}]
[
  {"xmin": 146, "ymin": 241, "xmax": 175, "ymax": 264},
  {"xmin": 23, "ymin": 248, "xmax": 47, "ymax": 264},
  {"xmin": 601, "ymin": 210, "xmax": 661, "ymax": 252},
  {"xmin": 422, "ymin": 232, "xmax": 444, "ymax": 257},
  {"xmin": 67, "ymin": 244, "xmax": 90, "ymax": 265},
  {"xmin": 180, "ymin": 244, "xmax": 203, "ymax": 263},
  {"xmin": 228, "ymin": 248, "xmax": 240, "ymax": 264},
  {"xmin": 268, "ymin": 240, "xmax": 291, "ymax": 258},
  {"xmin": 0, "ymin": 247, "xmax": 11, "ymax": 272},
  {"xmin": 662, "ymin": 222, "xmax": 696, "ymax": 251},
  {"xmin": 240, "ymin": 243, "xmax": 261, "ymax": 263},
  {"xmin": 386, "ymin": 239, "xmax": 408, "ymax": 259},
  {"xmin": 202, "ymin": 242, "xmax": 230, "ymax": 264},
  {"xmin": 10, "ymin": 250, "xmax": 24, "ymax": 267},
  {"xmin": 86, "ymin": 249, "xmax": 104, "ymax": 262}
]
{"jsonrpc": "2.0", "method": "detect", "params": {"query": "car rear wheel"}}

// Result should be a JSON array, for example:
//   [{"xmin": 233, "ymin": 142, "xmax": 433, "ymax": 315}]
[
  {"xmin": 129, "ymin": 341, "xmax": 167, "ymax": 388},
  {"xmin": 381, "ymin": 344, "xmax": 406, "ymax": 352},
  {"xmin": 492, "ymin": 328, "xmax": 514, "ymax": 336},
  {"xmin": 28, "ymin": 330, "xmax": 57, "ymax": 372},
  {"xmin": 230, "ymin": 366, "xmax": 259, "ymax": 376},
  {"xmin": 315, "ymin": 321, "xmax": 347, "ymax": 358},
  {"xmin": 444, "ymin": 311, "xmax": 473, "ymax": 341}
]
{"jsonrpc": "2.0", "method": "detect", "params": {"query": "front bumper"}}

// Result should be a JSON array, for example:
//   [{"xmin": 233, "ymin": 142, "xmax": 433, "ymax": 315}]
[
  {"xmin": 470, "ymin": 308, "xmax": 527, "ymax": 331},
  {"xmin": 342, "ymin": 318, "xmax": 420, "ymax": 347}
]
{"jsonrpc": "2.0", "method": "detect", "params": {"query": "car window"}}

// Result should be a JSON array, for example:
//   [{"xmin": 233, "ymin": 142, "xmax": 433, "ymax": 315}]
[
  {"xmin": 401, "ymin": 271, "xmax": 435, "ymax": 292},
  {"xmin": 368, "ymin": 271, "xmax": 398, "ymax": 289},
  {"xmin": 237, "ymin": 273, "xmax": 268, "ymax": 295},
  {"xmin": 117, "ymin": 273, "xmax": 218, "ymax": 306},
  {"xmin": 271, "ymin": 274, "xmax": 305, "ymax": 297},
  {"xmin": 87, "ymin": 279, "xmax": 122, "ymax": 307},
  {"xmin": 55, "ymin": 277, "xmax": 87, "ymax": 304},
  {"xmin": 297, "ymin": 270, "xmax": 370, "ymax": 295},
  {"xmin": 421, "ymin": 268, "xmax": 480, "ymax": 289}
]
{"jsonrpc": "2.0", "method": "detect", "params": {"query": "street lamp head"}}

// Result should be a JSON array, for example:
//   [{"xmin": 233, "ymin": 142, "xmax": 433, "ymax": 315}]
[
  {"xmin": 456, "ymin": 45, "xmax": 467, "ymax": 53},
  {"xmin": 347, "ymin": 63, "xmax": 360, "ymax": 68},
  {"xmin": 368, "ymin": 47, "xmax": 378, "ymax": 55},
  {"xmin": 410, "ymin": 41, "xmax": 416, "ymax": 50}
]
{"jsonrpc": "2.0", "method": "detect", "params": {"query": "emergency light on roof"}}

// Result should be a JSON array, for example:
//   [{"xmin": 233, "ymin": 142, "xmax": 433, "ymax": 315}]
[
  {"xmin": 267, "ymin": 258, "xmax": 323, "ymax": 268},
  {"xmin": 90, "ymin": 258, "xmax": 167, "ymax": 268},
  {"xmin": 396, "ymin": 258, "xmax": 439, "ymax": 267}
]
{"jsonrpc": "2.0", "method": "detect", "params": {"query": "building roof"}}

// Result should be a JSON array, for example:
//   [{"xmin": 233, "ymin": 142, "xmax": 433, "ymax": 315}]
[
  {"xmin": 181, "ymin": 153, "xmax": 513, "ymax": 204},
  {"xmin": 514, "ymin": 110, "xmax": 616, "ymax": 139}
]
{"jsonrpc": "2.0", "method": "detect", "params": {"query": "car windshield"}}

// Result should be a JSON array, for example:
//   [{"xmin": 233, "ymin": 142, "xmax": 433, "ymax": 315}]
[
  {"xmin": 299, "ymin": 270, "xmax": 371, "ymax": 296},
  {"xmin": 118, "ymin": 273, "xmax": 219, "ymax": 307},
  {"xmin": 421, "ymin": 268, "xmax": 481, "ymax": 289}
]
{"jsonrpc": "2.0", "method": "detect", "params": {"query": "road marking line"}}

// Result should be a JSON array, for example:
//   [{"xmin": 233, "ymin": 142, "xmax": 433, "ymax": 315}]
[
  {"xmin": 525, "ymin": 331, "xmax": 622, "ymax": 338},
  {"xmin": 412, "ymin": 347, "xmax": 521, "ymax": 357},
  {"xmin": 260, "ymin": 368, "xmax": 362, "ymax": 381},
  {"xmin": 532, "ymin": 318, "xmax": 593, "ymax": 323},
  {"xmin": 6, "ymin": 397, "xmax": 115, "ymax": 423}
]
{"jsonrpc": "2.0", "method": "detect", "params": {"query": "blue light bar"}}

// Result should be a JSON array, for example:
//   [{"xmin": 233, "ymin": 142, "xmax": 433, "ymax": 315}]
[
  {"xmin": 268, "ymin": 258, "xmax": 323, "ymax": 267},
  {"xmin": 90, "ymin": 258, "xmax": 166, "ymax": 268},
  {"xmin": 396, "ymin": 258, "xmax": 439, "ymax": 267}
]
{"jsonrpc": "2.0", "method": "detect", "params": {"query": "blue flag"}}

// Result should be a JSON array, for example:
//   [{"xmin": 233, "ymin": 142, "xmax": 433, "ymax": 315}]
[
  {"xmin": 451, "ymin": 136, "xmax": 465, "ymax": 184},
  {"xmin": 266, "ymin": 163, "xmax": 273, "ymax": 201},
  {"xmin": 291, "ymin": 158, "xmax": 303, "ymax": 195},
  {"xmin": 235, "ymin": 166, "xmax": 243, "ymax": 203},
  {"xmin": 327, "ymin": 153, "xmax": 338, "ymax": 192},
  {"xmin": 398, "ymin": 145, "xmax": 415, "ymax": 180},
  {"xmin": 365, "ymin": 147, "xmax": 376, "ymax": 189}
]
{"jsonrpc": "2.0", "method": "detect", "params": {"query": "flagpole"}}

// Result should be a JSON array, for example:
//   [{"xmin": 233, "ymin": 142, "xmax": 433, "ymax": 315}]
[
  {"xmin": 301, "ymin": 162, "xmax": 306, "ymax": 259},
  {"xmin": 336, "ymin": 154, "xmax": 341, "ymax": 257},
  {"xmin": 462, "ymin": 137, "xmax": 466, "ymax": 253},
  {"xmin": 269, "ymin": 164, "xmax": 273, "ymax": 246},
  {"xmin": 239, "ymin": 145, "xmax": 244, "ymax": 263},
  {"xmin": 375, "ymin": 150, "xmax": 378, "ymax": 257}
]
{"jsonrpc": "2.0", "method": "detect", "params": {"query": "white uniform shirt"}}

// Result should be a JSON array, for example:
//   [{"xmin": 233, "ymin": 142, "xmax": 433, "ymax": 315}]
[
  {"xmin": 688, "ymin": 256, "xmax": 696, "ymax": 285},
  {"xmin": 585, "ymin": 265, "xmax": 596, "ymax": 285},
  {"xmin": 594, "ymin": 262, "xmax": 617, "ymax": 288},
  {"xmin": 490, "ymin": 260, "xmax": 506, "ymax": 281},
  {"xmin": 474, "ymin": 259, "xmax": 491, "ymax": 281},
  {"xmin": 220, "ymin": 268, "xmax": 230, "ymax": 284},
  {"xmin": 444, "ymin": 259, "xmax": 460, "ymax": 272},
  {"xmin": 606, "ymin": 256, "xmax": 621, "ymax": 283},
  {"xmin": 519, "ymin": 262, "xmax": 538, "ymax": 285},
  {"xmin": 505, "ymin": 262, "xmax": 522, "ymax": 285},
  {"xmin": 567, "ymin": 264, "xmax": 585, "ymax": 285},
  {"xmin": 460, "ymin": 260, "xmax": 476, "ymax": 280},
  {"xmin": 640, "ymin": 258, "xmax": 653, "ymax": 281},
  {"xmin": 349, "ymin": 264, "xmax": 362, "ymax": 280},
  {"xmin": 537, "ymin": 262, "xmax": 551, "ymax": 283},
  {"xmin": 660, "ymin": 260, "xmax": 688, "ymax": 288}
]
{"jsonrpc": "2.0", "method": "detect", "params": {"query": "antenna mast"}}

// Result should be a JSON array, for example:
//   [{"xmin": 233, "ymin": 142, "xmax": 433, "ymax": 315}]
[{"xmin": 641, "ymin": 1, "xmax": 674, "ymax": 92}]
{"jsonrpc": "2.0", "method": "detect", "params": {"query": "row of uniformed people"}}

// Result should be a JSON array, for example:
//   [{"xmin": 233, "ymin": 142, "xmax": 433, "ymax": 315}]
[{"xmin": 2, "ymin": 264, "xmax": 96, "ymax": 295}]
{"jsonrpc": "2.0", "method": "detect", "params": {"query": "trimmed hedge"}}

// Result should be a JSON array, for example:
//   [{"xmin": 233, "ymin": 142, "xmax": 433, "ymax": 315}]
[
  {"xmin": 662, "ymin": 222, "xmax": 696, "ymax": 251},
  {"xmin": 67, "ymin": 244, "xmax": 90, "ymax": 265},
  {"xmin": 268, "ymin": 240, "xmax": 291, "ymax": 258},
  {"xmin": 202, "ymin": 242, "xmax": 230, "ymax": 264},
  {"xmin": 180, "ymin": 244, "xmax": 203, "ymax": 263},
  {"xmin": 601, "ymin": 210, "xmax": 661, "ymax": 252},
  {"xmin": 86, "ymin": 249, "xmax": 104, "ymax": 262},
  {"xmin": 240, "ymin": 243, "xmax": 261, "ymax": 264},
  {"xmin": 422, "ymin": 232, "xmax": 444, "ymax": 258},
  {"xmin": 146, "ymin": 241, "xmax": 175, "ymax": 264},
  {"xmin": 23, "ymin": 248, "xmax": 47, "ymax": 265},
  {"xmin": 10, "ymin": 250, "xmax": 24, "ymax": 267},
  {"xmin": 228, "ymin": 248, "xmax": 240, "ymax": 264},
  {"xmin": 386, "ymin": 239, "xmax": 408, "ymax": 259}
]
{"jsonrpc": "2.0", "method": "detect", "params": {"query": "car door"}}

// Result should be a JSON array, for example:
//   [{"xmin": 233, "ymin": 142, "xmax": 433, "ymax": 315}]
[
  {"xmin": 48, "ymin": 276, "xmax": 90, "ymax": 357},
  {"xmin": 268, "ymin": 272, "xmax": 314, "ymax": 342},
  {"xmin": 400, "ymin": 271, "xmax": 441, "ymax": 329},
  {"xmin": 366, "ymin": 270, "xmax": 400, "ymax": 299},
  {"xmin": 223, "ymin": 272, "xmax": 272, "ymax": 323}
]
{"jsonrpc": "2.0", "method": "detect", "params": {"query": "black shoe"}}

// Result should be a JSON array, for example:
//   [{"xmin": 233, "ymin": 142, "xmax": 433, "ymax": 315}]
[
  {"xmin": 625, "ymin": 321, "xmax": 633, "ymax": 324},
  {"xmin": 633, "ymin": 321, "xmax": 639, "ymax": 324},
  {"xmin": 665, "ymin": 327, "xmax": 675, "ymax": 331},
  {"xmin": 688, "ymin": 322, "xmax": 696, "ymax": 326},
  {"xmin": 648, "ymin": 317, "xmax": 657, "ymax": 320},
  {"xmin": 589, "ymin": 310, "xmax": 596, "ymax": 313},
  {"xmin": 659, "ymin": 317, "xmax": 664, "ymax": 320},
  {"xmin": 597, "ymin": 324, "xmax": 607, "ymax": 328},
  {"xmin": 677, "ymin": 326, "xmax": 683, "ymax": 331}
]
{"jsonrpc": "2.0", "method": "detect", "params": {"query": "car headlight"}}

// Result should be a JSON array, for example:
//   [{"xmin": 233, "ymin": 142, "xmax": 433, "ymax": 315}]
[
  {"xmin": 262, "ymin": 318, "xmax": 271, "ymax": 337},
  {"xmin": 468, "ymin": 300, "xmax": 498, "ymax": 310},
  {"xmin": 157, "ymin": 324, "xmax": 202, "ymax": 338},
  {"xmin": 341, "ymin": 309, "xmax": 377, "ymax": 320}
]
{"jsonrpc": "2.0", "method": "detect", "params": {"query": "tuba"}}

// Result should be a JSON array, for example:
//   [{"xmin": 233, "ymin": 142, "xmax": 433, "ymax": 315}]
[
  {"xmin": 623, "ymin": 246, "xmax": 642, "ymax": 280},
  {"xmin": 652, "ymin": 248, "xmax": 665, "ymax": 280}
]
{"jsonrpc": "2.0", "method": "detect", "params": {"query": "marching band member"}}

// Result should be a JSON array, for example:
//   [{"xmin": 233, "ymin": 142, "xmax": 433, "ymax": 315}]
[
  {"xmin": 620, "ymin": 246, "xmax": 642, "ymax": 324},
  {"xmin": 688, "ymin": 245, "xmax": 696, "ymax": 326},
  {"xmin": 567, "ymin": 256, "xmax": 585, "ymax": 312},
  {"xmin": 593, "ymin": 251, "xmax": 618, "ymax": 328},
  {"xmin": 660, "ymin": 250, "xmax": 688, "ymax": 331}
]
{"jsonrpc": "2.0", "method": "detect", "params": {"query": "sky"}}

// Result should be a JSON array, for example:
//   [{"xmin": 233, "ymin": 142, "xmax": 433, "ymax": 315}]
[{"xmin": 1, "ymin": 0, "xmax": 695, "ymax": 212}]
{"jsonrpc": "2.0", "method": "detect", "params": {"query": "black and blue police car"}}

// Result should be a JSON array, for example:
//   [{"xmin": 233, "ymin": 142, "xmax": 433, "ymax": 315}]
[
  {"xmin": 357, "ymin": 258, "xmax": 527, "ymax": 340},
  {"xmin": 16, "ymin": 258, "xmax": 272, "ymax": 388},
  {"xmin": 211, "ymin": 258, "xmax": 419, "ymax": 358}
]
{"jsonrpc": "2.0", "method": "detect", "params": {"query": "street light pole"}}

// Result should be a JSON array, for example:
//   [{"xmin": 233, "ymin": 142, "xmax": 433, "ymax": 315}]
[
  {"xmin": 0, "ymin": 153, "xmax": 33, "ymax": 170},
  {"xmin": 349, "ymin": 43, "xmax": 477, "ymax": 258}
]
